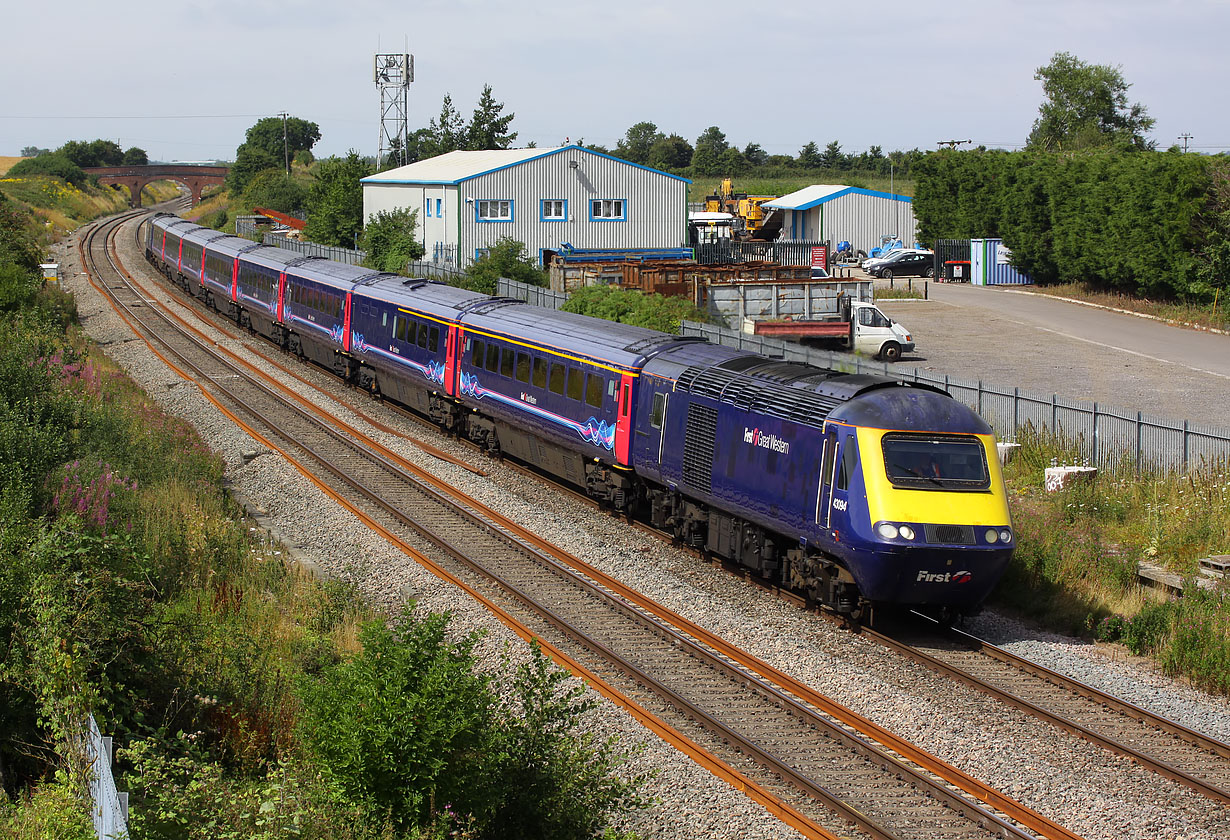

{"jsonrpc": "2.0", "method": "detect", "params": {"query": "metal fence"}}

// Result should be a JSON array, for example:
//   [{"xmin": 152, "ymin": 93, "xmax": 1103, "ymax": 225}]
[
  {"xmin": 85, "ymin": 714, "xmax": 128, "ymax": 839},
  {"xmin": 496, "ymin": 278, "xmax": 1230, "ymax": 474},
  {"xmin": 693, "ymin": 239, "xmax": 829, "ymax": 266}
]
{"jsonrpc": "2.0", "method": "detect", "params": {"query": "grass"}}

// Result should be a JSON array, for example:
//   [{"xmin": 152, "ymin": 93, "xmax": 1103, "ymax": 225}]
[
  {"xmin": 1025, "ymin": 281, "xmax": 1230, "ymax": 333},
  {"xmin": 0, "ymin": 174, "xmax": 128, "ymax": 243},
  {"xmin": 995, "ymin": 424, "xmax": 1230, "ymax": 692}
]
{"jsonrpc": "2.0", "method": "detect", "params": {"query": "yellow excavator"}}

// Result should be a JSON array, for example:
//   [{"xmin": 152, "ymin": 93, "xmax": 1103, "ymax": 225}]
[{"xmin": 702, "ymin": 179, "xmax": 780, "ymax": 240}]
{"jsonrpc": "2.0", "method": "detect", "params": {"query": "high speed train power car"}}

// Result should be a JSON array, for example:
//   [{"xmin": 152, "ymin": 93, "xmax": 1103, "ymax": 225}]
[{"xmin": 147, "ymin": 213, "xmax": 1014, "ymax": 619}]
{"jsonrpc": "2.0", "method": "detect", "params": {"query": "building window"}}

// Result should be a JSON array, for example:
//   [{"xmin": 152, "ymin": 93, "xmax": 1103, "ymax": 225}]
[
  {"xmin": 541, "ymin": 199, "xmax": 566, "ymax": 221},
  {"xmin": 476, "ymin": 199, "xmax": 512, "ymax": 222},
  {"xmin": 435, "ymin": 198, "xmax": 442, "ymax": 217},
  {"xmin": 590, "ymin": 199, "xmax": 626, "ymax": 221},
  {"xmin": 425, "ymin": 198, "xmax": 432, "ymax": 218}
]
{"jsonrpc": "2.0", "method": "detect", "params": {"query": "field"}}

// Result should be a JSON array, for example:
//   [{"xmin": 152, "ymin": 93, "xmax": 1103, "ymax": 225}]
[{"xmin": 0, "ymin": 155, "xmax": 24, "ymax": 176}]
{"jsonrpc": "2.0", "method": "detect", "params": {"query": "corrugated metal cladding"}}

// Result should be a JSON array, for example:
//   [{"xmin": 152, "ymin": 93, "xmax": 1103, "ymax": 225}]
[
  {"xmin": 460, "ymin": 149, "xmax": 687, "ymax": 263},
  {"xmin": 784, "ymin": 193, "xmax": 917, "ymax": 255},
  {"xmin": 970, "ymin": 238, "xmax": 1031, "ymax": 285},
  {"xmin": 362, "ymin": 148, "xmax": 688, "ymax": 267}
]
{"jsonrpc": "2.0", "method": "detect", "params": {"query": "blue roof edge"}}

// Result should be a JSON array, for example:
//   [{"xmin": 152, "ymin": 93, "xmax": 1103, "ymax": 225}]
[
  {"xmin": 360, "ymin": 145, "xmax": 693, "ymax": 186},
  {"xmin": 786, "ymin": 186, "xmax": 913, "ymax": 210}
]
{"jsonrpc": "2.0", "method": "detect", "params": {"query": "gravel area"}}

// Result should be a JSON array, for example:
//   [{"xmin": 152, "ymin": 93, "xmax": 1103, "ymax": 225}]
[
  {"xmin": 54, "ymin": 221, "xmax": 1230, "ymax": 840},
  {"xmin": 876, "ymin": 281, "xmax": 1230, "ymax": 430}
]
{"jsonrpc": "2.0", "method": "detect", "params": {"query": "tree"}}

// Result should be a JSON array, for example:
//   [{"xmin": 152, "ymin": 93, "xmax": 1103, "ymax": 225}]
[
  {"xmin": 742, "ymin": 142, "xmax": 768, "ymax": 168},
  {"xmin": 821, "ymin": 140, "xmax": 847, "ymax": 170},
  {"xmin": 240, "ymin": 116, "xmax": 321, "ymax": 163},
  {"xmin": 648, "ymin": 134, "xmax": 692, "ymax": 171},
  {"xmin": 19, "ymin": 146, "xmax": 48, "ymax": 158},
  {"xmin": 1027, "ymin": 52, "xmax": 1156, "ymax": 151},
  {"xmin": 121, "ymin": 147, "xmax": 148, "ymax": 166},
  {"xmin": 465, "ymin": 84, "xmax": 517, "ymax": 151},
  {"xmin": 421, "ymin": 95, "xmax": 467, "ymax": 158},
  {"xmin": 692, "ymin": 126, "xmax": 730, "ymax": 176},
  {"xmin": 461, "ymin": 238, "xmax": 546, "ymax": 294},
  {"xmin": 718, "ymin": 146, "xmax": 746, "ymax": 174},
  {"xmin": 239, "ymin": 170, "xmax": 307, "ymax": 215},
  {"xmin": 615, "ymin": 122, "xmax": 664, "ymax": 165},
  {"xmin": 797, "ymin": 141, "xmax": 822, "ymax": 169},
  {"xmin": 225, "ymin": 146, "xmax": 280, "ymax": 195},
  {"xmin": 303, "ymin": 151, "xmax": 371, "ymax": 248},
  {"xmin": 58, "ymin": 139, "xmax": 122, "ymax": 168},
  {"xmin": 360, "ymin": 207, "xmax": 426, "ymax": 273},
  {"xmin": 562, "ymin": 286, "xmax": 708, "ymax": 332}
]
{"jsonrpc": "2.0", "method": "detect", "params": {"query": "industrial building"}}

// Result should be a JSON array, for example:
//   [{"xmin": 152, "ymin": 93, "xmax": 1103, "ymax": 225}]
[
  {"xmin": 763, "ymin": 185, "xmax": 917, "ymax": 255},
  {"xmin": 361, "ymin": 145, "xmax": 690, "ymax": 268}
]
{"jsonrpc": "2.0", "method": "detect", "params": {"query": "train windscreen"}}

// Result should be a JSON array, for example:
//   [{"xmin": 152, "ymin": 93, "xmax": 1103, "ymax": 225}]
[{"xmin": 881, "ymin": 434, "xmax": 990, "ymax": 490}]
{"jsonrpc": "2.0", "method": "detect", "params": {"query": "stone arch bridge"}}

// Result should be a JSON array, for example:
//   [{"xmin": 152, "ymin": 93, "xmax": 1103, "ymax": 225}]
[{"xmin": 84, "ymin": 165, "xmax": 229, "ymax": 207}]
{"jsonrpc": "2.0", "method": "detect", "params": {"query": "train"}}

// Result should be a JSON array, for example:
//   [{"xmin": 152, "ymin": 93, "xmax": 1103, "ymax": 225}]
[{"xmin": 145, "ymin": 213, "xmax": 1015, "ymax": 620}]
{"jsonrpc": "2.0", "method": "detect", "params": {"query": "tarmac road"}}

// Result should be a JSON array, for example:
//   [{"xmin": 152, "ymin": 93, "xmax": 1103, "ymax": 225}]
[{"xmin": 875, "ymin": 282, "xmax": 1230, "ymax": 431}]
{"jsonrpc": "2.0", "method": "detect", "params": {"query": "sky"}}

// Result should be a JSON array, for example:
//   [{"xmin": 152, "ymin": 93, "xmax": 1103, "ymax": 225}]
[{"xmin": 3, "ymin": 0, "xmax": 1227, "ymax": 164}]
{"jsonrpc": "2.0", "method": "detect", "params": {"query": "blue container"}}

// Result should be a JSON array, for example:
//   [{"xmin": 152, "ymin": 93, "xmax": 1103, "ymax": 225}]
[{"xmin": 970, "ymin": 238, "xmax": 1031, "ymax": 286}]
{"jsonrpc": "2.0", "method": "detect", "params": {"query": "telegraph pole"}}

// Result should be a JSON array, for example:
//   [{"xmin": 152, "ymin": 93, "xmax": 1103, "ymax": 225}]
[
  {"xmin": 1178, "ymin": 133, "xmax": 1193, "ymax": 153},
  {"xmin": 936, "ymin": 139, "xmax": 971, "ymax": 149},
  {"xmin": 279, "ymin": 112, "xmax": 290, "ymax": 174}
]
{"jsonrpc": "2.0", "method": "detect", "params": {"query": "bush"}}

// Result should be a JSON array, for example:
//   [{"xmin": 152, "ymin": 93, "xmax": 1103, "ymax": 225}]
[
  {"xmin": 6, "ymin": 154, "xmax": 88, "ymax": 188},
  {"xmin": 459, "ymin": 237, "xmax": 546, "ymax": 295},
  {"xmin": 239, "ymin": 170, "xmax": 307, "ymax": 216},
  {"xmin": 562, "ymin": 285, "xmax": 708, "ymax": 332},
  {"xmin": 360, "ymin": 207, "xmax": 425, "ymax": 274}
]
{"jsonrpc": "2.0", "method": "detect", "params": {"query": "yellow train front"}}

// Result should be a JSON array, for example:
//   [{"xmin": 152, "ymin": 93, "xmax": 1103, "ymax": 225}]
[
  {"xmin": 806, "ymin": 386, "xmax": 1015, "ymax": 614},
  {"xmin": 633, "ymin": 346, "xmax": 1014, "ymax": 617}
]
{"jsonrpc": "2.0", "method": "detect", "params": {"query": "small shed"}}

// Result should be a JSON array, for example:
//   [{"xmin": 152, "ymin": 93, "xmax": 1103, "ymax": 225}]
[
  {"xmin": 970, "ymin": 238, "xmax": 1031, "ymax": 286},
  {"xmin": 762, "ymin": 185, "xmax": 916, "ymax": 255}
]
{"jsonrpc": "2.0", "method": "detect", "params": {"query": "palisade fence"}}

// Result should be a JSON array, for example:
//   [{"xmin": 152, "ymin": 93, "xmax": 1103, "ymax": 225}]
[
  {"xmin": 85, "ymin": 714, "xmax": 128, "ymax": 839},
  {"xmin": 496, "ymin": 278, "xmax": 1230, "ymax": 474}
]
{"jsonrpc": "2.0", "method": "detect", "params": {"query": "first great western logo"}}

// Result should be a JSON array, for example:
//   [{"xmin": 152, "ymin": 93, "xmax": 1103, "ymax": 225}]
[{"xmin": 743, "ymin": 427, "xmax": 790, "ymax": 455}]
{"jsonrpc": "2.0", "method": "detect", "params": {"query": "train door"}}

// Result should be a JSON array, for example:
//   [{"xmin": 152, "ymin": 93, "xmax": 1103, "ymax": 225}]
[
  {"xmin": 614, "ymin": 372, "xmax": 634, "ymax": 466},
  {"xmin": 342, "ymin": 292, "xmax": 353, "ymax": 352},
  {"xmin": 443, "ymin": 327, "xmax": 460, "ymax": 396},
  {"xmin": 276, "ymin": 272, "xmax": 286, "ymax": 322},
  {"xmin": 632, "ymin": 379, "xmax": 669, "ymax": 479},
  {"xmin": 816, "ymin": 425, "xmax": 840, "ymax": 529}
]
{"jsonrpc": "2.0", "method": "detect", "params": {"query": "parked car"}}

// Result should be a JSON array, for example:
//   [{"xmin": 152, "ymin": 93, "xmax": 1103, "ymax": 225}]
[
  {"xmin": 861, "ymin": 247, "xmax": 929, "ymax": 273},
  {"xmin": 866, "ymin": 250, "xmax": 935, "ymax": 279}
]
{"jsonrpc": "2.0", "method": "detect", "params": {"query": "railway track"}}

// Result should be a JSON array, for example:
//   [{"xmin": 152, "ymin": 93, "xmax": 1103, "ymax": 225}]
[
  {"xmin": 870, "ymin": 613, "xmax": 1230, "ymax": 805},
  {"xmin": 79, "ymin": 212, "xmax": 1091, "ymax": 840}
]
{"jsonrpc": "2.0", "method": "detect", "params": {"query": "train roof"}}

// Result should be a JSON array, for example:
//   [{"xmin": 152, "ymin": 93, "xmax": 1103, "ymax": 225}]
[
  {"xmin": 286, "ymin": 258, "xmax": 385, "ymax": 288},
  {"xmin": 458, "ymin": 299, "xmax": 686, "ymax": 370},
  {"xmin": 829, "ymin": 387, "xmax": 991, "ymax": 434},
  {"xmin": 242, "ymin": 244, "xmax": 310, "ymax": 269},
  {"xmin": 356, "ymin": 275, "xmax": 491, "ymax": 320},
  {"xmin": 650, "ymin": 339, "xmax": 950, "ymax": 429}
]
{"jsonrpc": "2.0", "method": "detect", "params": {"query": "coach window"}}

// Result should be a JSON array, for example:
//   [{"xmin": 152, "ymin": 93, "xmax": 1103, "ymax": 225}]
[
  {"xmin": 532, "ymin": 357, "xmax": 548, "ymax": 389},
  {"xmin": 515, "ymin": 352, "xmax": 531, "ymax": 384},
  {"xmin": 485, "ymin": 343, "xmax": 500, "ymax": 373},
  {"xmin": 501, "ymin": 347, "xmax": 515, "ymax": 378},
  {"xmin": 650, "ymin": 392, "xmax": 666, "ymax": 429},
  {"xmin": 471, "ymin": 339, "xmax": 485, "ymax": 367},
  {"xmin": 548, "ymin": 362, "xmax": 566, "ymax": 395},
  {"xmin": 837, "ymin": 439, "xmax": 858, "ymax": 491},
  {"xmin": 417, "ymin": 322, "xmax": 429, "ymax": 349},
  {"xmin": 585, "ymin": 373, "xmax": 605, "ymax": 408},
  {"xmin": 567, "ymin": 367, "xmax": 585, "ymax": 402},
  {"xmin": 429, "ymin": 325, "xmax": 440, "ymax": 352}
]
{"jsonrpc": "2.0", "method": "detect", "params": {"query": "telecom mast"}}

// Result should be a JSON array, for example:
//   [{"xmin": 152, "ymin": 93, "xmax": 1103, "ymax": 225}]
[{"xmin": 374, "ymin": 53, "xmax": 413, "ymax": 170}]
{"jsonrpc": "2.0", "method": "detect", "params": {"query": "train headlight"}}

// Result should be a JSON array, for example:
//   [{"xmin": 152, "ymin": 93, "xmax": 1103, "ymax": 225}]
[
  {"xmin": 985, "ymin": 528, "xmax": 1000, "ymax": 544},
  {"xmin": 999, "ymin": 528, "xmax": 1012, "ymax": 543},
  {"xmin": 877, "ymin": 523, "xmax": 899, "ymax": 540},
  {"xmin": 898, "ymin": 525, "xmax": 916, "ymax": 540}
]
